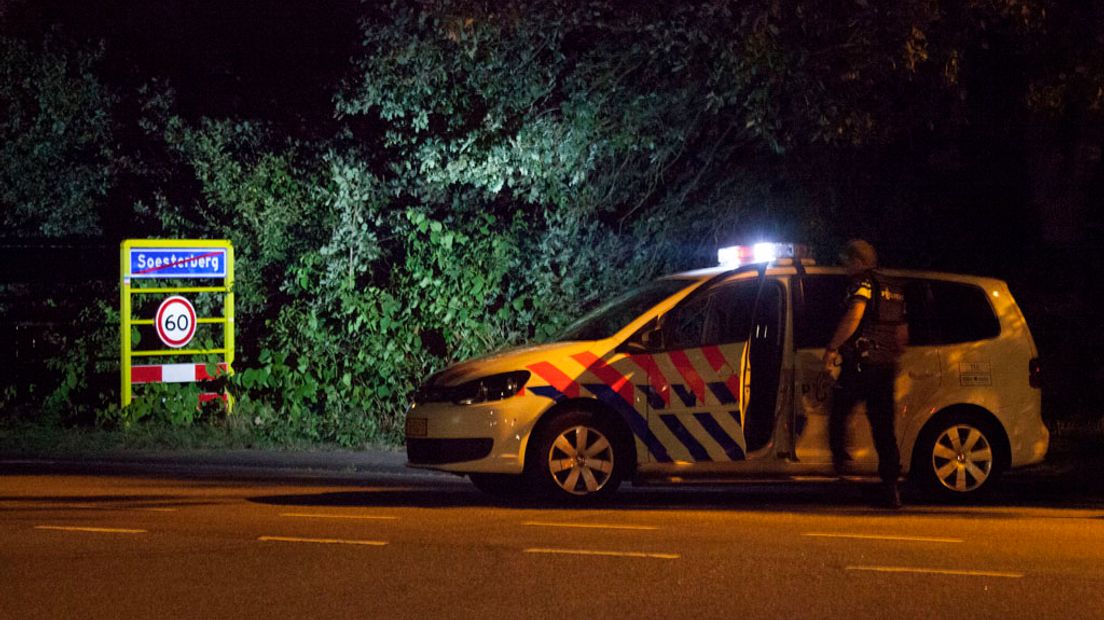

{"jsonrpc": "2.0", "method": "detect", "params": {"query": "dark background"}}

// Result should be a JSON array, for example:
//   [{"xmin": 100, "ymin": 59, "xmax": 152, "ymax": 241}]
[{"xmin": 1, "ymin": 0, "xmax": 1100, "ymax": 432}]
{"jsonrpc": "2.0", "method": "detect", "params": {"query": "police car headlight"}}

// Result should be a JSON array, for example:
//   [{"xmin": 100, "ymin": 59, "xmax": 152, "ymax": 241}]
[{"xmin": 451, "ymin": 371, "xmax": 530, "ymax": 405}]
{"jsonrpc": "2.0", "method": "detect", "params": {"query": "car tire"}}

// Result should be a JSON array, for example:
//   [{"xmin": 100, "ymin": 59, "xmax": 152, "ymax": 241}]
[
  {"xmin": 525, "ymin": 409, "xmax": 627, "ymax": 502},
  {"xmin": 469, "ymin": 473, "xmax": 525, "ymax": 499},
  {"xmin": 911, "ymin": 411, "xmax": 1007, "ymax": 500}
]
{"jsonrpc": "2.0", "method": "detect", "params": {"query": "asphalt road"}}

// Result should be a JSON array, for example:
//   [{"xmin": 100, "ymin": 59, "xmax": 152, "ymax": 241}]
[{"xmin": 2, "ymin": 461, "xmax": 1103, "ymax": 620}]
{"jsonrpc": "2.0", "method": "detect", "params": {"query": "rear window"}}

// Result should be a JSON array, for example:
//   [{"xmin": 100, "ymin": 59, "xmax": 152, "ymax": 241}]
[{"xmin": 794, "ymin": 275, "xmax": 1000, "ymax": 348}]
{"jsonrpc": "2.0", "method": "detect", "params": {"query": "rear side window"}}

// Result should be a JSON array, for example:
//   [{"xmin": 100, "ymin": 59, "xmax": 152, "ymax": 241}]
[
  {"xmin": 906, "ymin": 280, "xmax": 1000, "ymax": 345},
  {"xmin": 794, "ymin": 275, "xmax": 1000, "ymax": 348}
]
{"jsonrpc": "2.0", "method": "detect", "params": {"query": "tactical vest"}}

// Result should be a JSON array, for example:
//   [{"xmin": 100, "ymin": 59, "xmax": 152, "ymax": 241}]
[{"xmin": 851, "ymin": 270, "xmax": 907, "ymax": 365}]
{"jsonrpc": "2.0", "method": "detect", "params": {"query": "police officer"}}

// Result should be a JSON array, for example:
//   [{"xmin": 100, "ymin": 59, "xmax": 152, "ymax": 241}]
[{"xmin": 822, "ymin": 240, "xmax": 908, "ymax": 508}]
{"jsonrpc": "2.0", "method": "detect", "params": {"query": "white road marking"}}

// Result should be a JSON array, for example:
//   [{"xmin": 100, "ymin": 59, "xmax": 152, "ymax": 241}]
[
  {"xmin": 34, "ymin": 525, "xmax": 147, "ymax": 534},
  {"xmin": 18, "ymin": 503, "xmax": 100, "ymax": 510},
  {"xmin": 524, "ymin": 548, "xmax": 678, "ymax": 560},
  {"xmin": 279, "ymin": 512, "xmax": 398, "ymax": 521},
  {"xmin": 804, "ymin": 532, "xmax": 962, "ymax": 543},
  {"xmin": 846, "ymin": 565, "xmax": 1024, "ymax": 578},
  {"xmin": 257, "ymin": 536, "xmax": 388, "ymax": 546},
  {"xmin": 7, "ymin": 502, "xmax": 179, "ymax": 513},
  {"xmin": 523, "ymin": 521, "xmax": 658, "ymax": 531}
]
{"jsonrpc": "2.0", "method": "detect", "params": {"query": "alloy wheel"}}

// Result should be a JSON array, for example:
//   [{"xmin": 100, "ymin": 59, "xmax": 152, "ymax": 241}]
[
  {"xmin": 546, "ymin": 425, "xmax": 615, "ymax": 495},
  {"xmin": 930, "ymin": 423, "xmax": 994, "ymax": 493}
]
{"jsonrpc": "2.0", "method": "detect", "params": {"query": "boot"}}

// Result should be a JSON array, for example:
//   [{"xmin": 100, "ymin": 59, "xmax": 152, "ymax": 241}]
[
  {"xmin": 879, "ymin": 481, "xmax": 902, "ymax": 509},
  {"xmin": 832, "ymin": 452, "xmax": 854, "ymax": 477}
]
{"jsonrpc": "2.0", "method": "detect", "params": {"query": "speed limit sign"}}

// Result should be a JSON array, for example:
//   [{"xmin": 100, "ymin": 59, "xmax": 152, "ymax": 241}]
[{"xmin": 155, "ymin": 295, "xmax": 197, "ymax": 348}]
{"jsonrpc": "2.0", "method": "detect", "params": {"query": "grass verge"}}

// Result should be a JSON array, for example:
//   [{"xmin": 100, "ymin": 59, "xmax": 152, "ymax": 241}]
[{"xmin": 0, "ymin": 416, "xmax": 402, "ymax": 457}]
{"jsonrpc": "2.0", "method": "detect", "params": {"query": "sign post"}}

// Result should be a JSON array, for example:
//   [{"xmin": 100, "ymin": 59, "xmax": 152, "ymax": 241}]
[{"xmin": 120, "ymin": 239, "xmax": 234, "ymax": 408}]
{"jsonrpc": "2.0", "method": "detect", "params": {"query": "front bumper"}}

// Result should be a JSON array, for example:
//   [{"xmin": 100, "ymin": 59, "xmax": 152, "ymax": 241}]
[
  {"xmin": 403, "ymin": 394, "xmax": 547, "ymax": 474},
  {"xmin": 406, "ymin": 438, "xmax": 494, "ymax": 465}
]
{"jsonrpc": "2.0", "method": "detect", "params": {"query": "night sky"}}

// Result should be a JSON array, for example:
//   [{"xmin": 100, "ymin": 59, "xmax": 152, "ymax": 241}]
[{"xmin": 3, "ymin": 0, "xmax": 361, "ymax": 129}]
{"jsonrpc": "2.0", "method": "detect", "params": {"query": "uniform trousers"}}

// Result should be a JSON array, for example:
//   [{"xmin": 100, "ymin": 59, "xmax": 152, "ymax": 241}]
[{"xmin": 829, "ymin": 361, "xmax": 901, "ymax": 484}]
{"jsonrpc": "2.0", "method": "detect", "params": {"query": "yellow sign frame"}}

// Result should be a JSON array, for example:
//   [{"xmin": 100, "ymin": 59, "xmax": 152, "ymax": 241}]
[{"xmin": 120, "ymin": 239, "xmax": 235, "ymax": 407}]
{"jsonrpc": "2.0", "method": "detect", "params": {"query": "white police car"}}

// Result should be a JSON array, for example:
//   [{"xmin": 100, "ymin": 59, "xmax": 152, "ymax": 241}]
[{"xmin": 405, "ymin": 243, "xmax": 1048, "ymax": 501}]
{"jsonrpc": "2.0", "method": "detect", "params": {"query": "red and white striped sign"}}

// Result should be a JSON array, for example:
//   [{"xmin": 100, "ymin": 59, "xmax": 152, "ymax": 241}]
[{"xmin": 130, "ymin": 363, "xmax": 228, "ymax": 384}]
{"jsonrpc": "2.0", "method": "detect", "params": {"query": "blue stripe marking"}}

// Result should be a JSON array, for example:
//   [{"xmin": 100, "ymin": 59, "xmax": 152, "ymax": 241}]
[
  {"xmin": 693, "ymin": 412, "xmax": 745, "ymax": 461},
  {"xmin": 583, "ymin": 384, "xmax": 671, "ymax": 463},
  {"xmin": 707, "ymin": 381, "xmax": 737, "ymax": 405},
  {"xmin": 728, "ymin": 410, "xmax": 742, "ymax": 427},
  {"xmin": 659, "ymin": 415, "xmax": 711, "ymax": 461},
  {"xmin": 528, "ymin": 385, "xmax": 566, "ymax": 402},
  {"xmin": 672, "ymin": 384, "xmax": 696, "ymax": 407},
  {"xmin": 643, "ymin": 385, "xmax": 665, "ymax": 410}
]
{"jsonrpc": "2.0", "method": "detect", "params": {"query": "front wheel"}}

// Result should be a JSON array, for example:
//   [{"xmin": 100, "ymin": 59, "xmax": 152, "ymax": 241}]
[
  {"xmin": 912, "ymin": 412, "xmax": 1007, "ymax": 499},
  {"xmin": 526, "ymin": 410, "xmax": 627, "ymax": 502}
]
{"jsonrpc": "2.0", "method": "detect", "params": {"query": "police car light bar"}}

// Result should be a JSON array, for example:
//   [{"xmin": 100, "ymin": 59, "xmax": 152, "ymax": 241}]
[{"xmin": 717, "ymin": 243, "xmax": 808, "ymax": 268}]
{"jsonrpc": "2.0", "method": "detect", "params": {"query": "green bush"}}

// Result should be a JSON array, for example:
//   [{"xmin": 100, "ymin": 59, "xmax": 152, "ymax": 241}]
[
  {"xmin": 8, "ymin": 1, "xmax": 1098, "ymax": 447},
  {"xmin": 0, "ymin": 34, "xmax": 118, "ymax": 237}
]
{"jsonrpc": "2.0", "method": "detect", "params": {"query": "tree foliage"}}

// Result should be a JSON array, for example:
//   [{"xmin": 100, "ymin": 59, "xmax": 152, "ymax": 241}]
[
  {"xmin": 2, "ymin": 0, "xmax": 1101, "ymax": 441},
  {"xmin": 0, "ymin": 34, "xmax": 117, "ymax": 236}
]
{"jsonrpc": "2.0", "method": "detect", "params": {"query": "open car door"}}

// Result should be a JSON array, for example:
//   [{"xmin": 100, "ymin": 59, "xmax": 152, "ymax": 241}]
[{"xmin": 638, "ymin": 273, "xmax": 785, "ymax": 464}]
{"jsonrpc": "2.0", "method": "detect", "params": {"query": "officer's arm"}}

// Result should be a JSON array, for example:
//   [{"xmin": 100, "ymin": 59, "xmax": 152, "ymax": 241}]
[{"xmin": 826, "ymin": 298, "xmax": 867, "ymax": 354}]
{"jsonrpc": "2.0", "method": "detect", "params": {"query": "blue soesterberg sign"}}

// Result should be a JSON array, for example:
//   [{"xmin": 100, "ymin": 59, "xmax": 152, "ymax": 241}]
[{"xmin": 128, "ymin": 248, "xmax": 227, "ymax": 279}]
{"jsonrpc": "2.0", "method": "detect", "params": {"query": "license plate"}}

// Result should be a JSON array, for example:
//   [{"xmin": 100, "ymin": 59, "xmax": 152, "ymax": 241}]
[{"xmin": 405, "ymin": 417, "xmax": 427, "ymax": 438}]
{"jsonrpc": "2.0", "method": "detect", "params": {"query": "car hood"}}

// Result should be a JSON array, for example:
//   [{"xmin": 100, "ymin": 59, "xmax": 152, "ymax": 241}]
[{"xmin": 430, "ymin": 340, "xmax": 607, "ymax": 386}]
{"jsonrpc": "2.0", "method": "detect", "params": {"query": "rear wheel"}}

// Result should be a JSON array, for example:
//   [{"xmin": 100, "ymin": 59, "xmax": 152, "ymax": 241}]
[
  {"xmin": 526, "ymin": 409, "xmax": 627, "ymax": 502},
  {"xmin": 912, "ymin": 412, "xmax": 1007, "ymax": 499}
]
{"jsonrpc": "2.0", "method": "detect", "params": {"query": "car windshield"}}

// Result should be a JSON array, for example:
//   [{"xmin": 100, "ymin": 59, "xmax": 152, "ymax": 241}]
[{"xmin": 554, "ymin": 278, "xmax": 696, "ymax": 342}]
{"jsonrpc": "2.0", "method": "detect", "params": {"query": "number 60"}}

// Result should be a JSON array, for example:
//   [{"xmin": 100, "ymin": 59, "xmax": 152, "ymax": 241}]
[{"xmin": 165, "ymin": 313, "xmax": 189, "ymax": 331}]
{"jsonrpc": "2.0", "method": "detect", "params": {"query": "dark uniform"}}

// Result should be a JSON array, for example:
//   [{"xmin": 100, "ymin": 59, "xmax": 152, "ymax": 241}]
[{"xmin": 829, "ymin": 270, "xmax": 908, "ymax": 485}]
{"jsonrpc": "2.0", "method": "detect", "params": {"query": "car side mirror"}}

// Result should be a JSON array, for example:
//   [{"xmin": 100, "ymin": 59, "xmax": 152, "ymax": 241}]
[{"xmin": 641, "ymin": 325, "xmax": 661, "ymax": 350}]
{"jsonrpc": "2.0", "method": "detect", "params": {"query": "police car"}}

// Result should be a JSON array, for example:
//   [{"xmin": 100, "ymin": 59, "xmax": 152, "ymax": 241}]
[{"xmin": 405, "ymin": 243, "xmax": 1048, "ymax": 501}]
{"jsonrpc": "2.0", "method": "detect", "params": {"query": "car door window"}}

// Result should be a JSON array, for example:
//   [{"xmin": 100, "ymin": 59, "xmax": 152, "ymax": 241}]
[
  {"xmin": 793, "ymin": 275, "xmax": 849, "ymax": 349},
  {"xmin": 664, "ymin": 292, "xmax": 711, "ymax": 350},
  {"xmin": 664, "ymin": 280, "xmax": 760, "ymax": 349}
]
